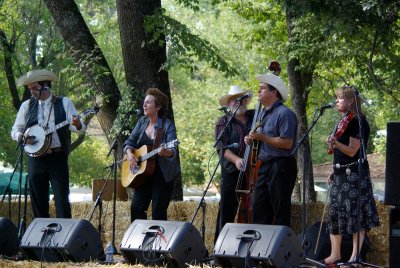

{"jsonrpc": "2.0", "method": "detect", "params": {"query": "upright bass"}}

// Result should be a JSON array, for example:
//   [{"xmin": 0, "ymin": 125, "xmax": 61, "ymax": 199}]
[{"xmin": 235, "ymin": 61, "xmax": 282, "ymax": 223}]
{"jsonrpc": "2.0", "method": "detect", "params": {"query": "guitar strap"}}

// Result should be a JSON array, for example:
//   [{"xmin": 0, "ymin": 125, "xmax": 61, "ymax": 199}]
[
  {"xmin": 43, "ymin": 100, "xmax": 54, "ymax": 130},
  {"xmin": 153, "ymin": 116, "xmax": 166, "ymax": 150}
]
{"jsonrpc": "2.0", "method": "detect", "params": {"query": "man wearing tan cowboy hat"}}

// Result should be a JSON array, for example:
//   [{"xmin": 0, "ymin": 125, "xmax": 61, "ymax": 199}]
[
  {"xmin": 245, "ymin": 73, "xmax": 298, "ymax": 227},
  {"xmin": 11, "ymin": 69, "xmax": 85, "ymax": 219},
  {"xmin": 214, "ymin": 85, "xmax": 255, "ymax": 242}
]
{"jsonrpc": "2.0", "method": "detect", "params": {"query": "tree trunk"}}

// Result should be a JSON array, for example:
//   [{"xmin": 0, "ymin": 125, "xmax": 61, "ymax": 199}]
[
  {"xmin": 285, "ymin": 6, "xmax": 316, "ymax": 202},
  {"xmin": 43, "ymin": 0, "xmax": 120, "ymax": 144},
  {"xmin": 0, "ymin": 30, "xmax": 21, "ymax": 110},
  {"xmin": 116, "ymin": 0, "xmax": 182, "ymax": 200}
]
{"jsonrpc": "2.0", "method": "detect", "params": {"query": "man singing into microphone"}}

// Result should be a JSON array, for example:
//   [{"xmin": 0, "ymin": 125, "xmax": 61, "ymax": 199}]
[
  {"xmin": 245, "ymin": 74, "xmax": 298, "ymax": 227},
  {"xmin": 214, "ymin": 85, "xmax": 255, "ymax": 241},
  {"xmin": 11, "ymin": 69, "xmax": 85, "ymax": 218}
]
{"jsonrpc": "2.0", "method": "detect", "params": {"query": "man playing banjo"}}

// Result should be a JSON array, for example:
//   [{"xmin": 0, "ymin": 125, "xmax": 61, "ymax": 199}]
[{"xmin": 11, "ymin": 69, "xmax": 85, "ymax": 218}]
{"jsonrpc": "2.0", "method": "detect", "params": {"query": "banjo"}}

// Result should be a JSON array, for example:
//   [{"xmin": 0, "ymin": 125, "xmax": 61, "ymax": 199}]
[{"xmin": 23, "ymin": 107, "xmax": 98, "ymax": 157}]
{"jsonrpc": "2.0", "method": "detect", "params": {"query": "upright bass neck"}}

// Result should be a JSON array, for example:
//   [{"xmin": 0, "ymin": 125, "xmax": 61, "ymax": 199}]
[{"xmin": 240, "ymin": 100, "xmax": 262, "ymax": 172}]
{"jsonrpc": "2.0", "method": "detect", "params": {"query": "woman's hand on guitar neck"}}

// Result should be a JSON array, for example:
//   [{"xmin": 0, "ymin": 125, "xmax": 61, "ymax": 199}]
[{"xmin": 158, "ymin": 146, "xmax": 173, "ymax": 158}]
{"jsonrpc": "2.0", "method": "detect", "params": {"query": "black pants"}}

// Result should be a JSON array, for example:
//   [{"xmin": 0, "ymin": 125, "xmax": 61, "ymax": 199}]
[
  {"xmin": 27, "ymin": 152, "xmax": 71, "ymax": 218},
  {"xmin": 130, "ymin": 164, "xmax": 174, "ymax": 222},
  {"xmin": 252, "ymin": 157, "xmax": 297, "ymax": 226},
  {"xmin": 214, "ymin": 169, "xmax": 241, "ymax": 242}
]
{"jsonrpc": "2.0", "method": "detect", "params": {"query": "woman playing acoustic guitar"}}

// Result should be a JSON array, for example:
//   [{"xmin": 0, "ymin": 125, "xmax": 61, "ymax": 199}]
[{"xmin": 123, "ymin": 88, "xmax": 180, "ymax": 223}]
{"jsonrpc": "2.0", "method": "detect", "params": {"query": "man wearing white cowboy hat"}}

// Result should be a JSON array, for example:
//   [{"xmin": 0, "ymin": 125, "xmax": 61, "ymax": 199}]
[
  {"xmin": 11, "ymin": 69, "xmax": 85, "ymax": 219},
  {"xmin": 214, "ymin": 85, "xmax": 255, "ymax": 242},
  {"xmin": 245, "ymin": 73, "xmax": 298, "ymax": 227}
]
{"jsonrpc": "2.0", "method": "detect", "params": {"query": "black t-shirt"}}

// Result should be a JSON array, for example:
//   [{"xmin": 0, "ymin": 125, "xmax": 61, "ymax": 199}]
[{"xmin": 333, "ymin": 115, "xmax": 370, "ymax": 174}]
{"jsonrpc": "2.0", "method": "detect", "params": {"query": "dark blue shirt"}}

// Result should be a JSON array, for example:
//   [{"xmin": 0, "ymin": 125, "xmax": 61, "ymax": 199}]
[{"xmin": 258, "ymin": 101, "xmax": 298, "ymax": 161}]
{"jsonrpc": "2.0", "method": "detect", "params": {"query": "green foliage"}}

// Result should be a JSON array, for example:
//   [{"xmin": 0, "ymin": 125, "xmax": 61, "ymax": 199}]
[
  {"xmin": 2, "ymin": 0, "xmax": 400, "ymax": 189},
  {"xmin": 144, "ymin": 8, "xmax": 238, "ymax": 77},
  {"xmin": 0, "ymin": 82, "xmax": 19, "ymax": 165},
  {"xmin": 68, "ymin": 135, "xmax": 109, "ymax": 187}
]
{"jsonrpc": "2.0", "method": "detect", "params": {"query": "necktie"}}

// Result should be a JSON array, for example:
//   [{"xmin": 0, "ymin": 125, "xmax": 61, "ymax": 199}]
[{"xmin": 40, "ymin": 102, "xmax": 45, "ymax": 125}]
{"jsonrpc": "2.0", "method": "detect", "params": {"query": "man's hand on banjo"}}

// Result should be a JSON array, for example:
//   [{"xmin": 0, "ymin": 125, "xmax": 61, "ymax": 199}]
[
  {"xmin": 20, "ymin": 133, "xmax": 37, "ymax": 145},
  {"xmin": 71, "ymin": 115, "xmax": 82, "ymax": 130}
]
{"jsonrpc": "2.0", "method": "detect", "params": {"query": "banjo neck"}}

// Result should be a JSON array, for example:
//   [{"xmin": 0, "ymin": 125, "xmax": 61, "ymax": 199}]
[
  {"xmin": 44, "ymin": 120, "xmax": 70, "ymax": 135},
  {"xmin": 43, "ymin": 106, "xmax": 99, "ymax": 135}
]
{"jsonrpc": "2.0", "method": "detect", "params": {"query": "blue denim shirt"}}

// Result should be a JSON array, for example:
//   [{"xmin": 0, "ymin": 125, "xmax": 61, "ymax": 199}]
[{"xmin": 123, "ymin": 116, "xmax": 180, "ymax": 182}]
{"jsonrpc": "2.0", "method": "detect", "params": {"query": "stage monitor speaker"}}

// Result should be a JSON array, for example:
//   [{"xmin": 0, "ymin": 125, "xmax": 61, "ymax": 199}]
[
  {"xmin": 389, "ymin": 207, "xmax": 400, "ymax": 267},
  {"xmin": 120, "ymin": 220, "xmax": 208, "ymax": 267},
  {"xmin": 299, "ymin": 221, "xmax": 369, "ymax": 261},
  {"xmin": 0, "ymin": 217, "xmax": 19, "ymax": 256},
  {"xmin": 385, "ymin": 122, "xmax": 400, "ymax": 206},
  {"xmin": 20, "ymin": 218, "xmax": 103, "ymax": 262},
  {"xmin": 213, "ymin": 223, "xmax": 304, "ymax": 268}
]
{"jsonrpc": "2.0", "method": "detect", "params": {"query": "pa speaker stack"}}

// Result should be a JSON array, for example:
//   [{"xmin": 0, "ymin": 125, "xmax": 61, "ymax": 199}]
[
  {"xmin": 20, "ymin": 218, "xmax": 103, "ymax": 262},
  {"xmin": 384, "ymin": 122, "xmax": 400, "ymax": 267},
  {"xmin": 0, "ymin": 217, "xmax": 19, "ymax": 256},
  {"xmin": 213, "ymin": 223, "xmax": 304, "ymax": 267},
  {"xmin": 120, "ymin": 220, "xmax": 208, "ymax": 267},
  {"xmin": 385, "ymin": 122, "xmax": 400, "ymax": 206}
]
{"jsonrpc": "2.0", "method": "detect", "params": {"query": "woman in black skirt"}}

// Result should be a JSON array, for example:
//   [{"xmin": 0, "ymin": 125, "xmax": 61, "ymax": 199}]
[{"xmin": 322, "ymin": 85, "xmax": 380, "ymax": 265}]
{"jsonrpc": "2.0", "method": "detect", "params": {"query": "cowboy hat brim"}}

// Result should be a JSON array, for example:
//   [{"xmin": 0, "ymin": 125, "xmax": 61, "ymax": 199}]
[
  {"xmin": 256, "ymin": 73, "xmax": 288, "ymax": 101},
  {"xmin": 219, "ymin": 91, "xmax": 252, "ymax": 106},
  {"xmin": 17, "ymin": 70, "xmax": 58, "ymax": 87}
]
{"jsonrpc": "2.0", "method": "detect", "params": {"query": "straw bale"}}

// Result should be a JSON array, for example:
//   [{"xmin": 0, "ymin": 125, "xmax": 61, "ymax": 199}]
[{"xmin": 0, "ymin": 199, "xmax": 390, "ymax": 267}]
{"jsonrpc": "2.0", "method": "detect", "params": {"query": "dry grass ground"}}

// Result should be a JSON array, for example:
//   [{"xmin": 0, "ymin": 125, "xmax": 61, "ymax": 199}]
[{"xmin": 0, "ymin": 200, "xmax": 390, "ymax": 267}]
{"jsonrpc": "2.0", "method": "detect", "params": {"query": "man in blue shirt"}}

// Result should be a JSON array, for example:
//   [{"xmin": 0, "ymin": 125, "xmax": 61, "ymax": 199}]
[{"xmin": 245, "ymin": 73, "xmax": 298, "ymax": 226}]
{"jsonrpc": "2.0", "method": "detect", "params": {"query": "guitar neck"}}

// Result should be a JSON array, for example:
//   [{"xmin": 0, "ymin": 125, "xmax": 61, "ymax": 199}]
[{"xmin": 140, "ymin": 147, "xmax": 161, "ymax": 162}]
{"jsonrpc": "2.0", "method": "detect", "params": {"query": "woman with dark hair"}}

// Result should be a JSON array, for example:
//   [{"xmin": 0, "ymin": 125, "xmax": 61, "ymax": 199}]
[
  {"xmin": 123, "ymin": 88, "xmax": 180, "ymax": 222},
  {"xmin": 322, "ymin": 85, "xmax": 380, "ymax": 265}
]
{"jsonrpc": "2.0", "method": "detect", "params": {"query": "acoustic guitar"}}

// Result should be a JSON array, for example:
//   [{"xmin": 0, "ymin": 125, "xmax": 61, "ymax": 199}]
[{"xmin": 121, "ymin": 139, "xmax": 179, "ymax": 188}]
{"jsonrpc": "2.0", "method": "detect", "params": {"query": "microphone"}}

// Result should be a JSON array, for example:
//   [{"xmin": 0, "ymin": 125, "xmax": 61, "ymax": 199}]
[
  {"xmin": 236, "ymin": 93, "xmax": 252, "ymax": 102},
  {"xmin": 124, "ymin": 109, "xmax": 141, "ymax": 115},
  {"xmin": 319, "ymin": 103, "xmax": 334, "ymax": 111},
  {"xmin": 221, "ymin": 143, "xmax": 239, "ymax": 150},
  {"xmin": 218, "ymin": 106, "xmax": 228, "ymax": 115}
]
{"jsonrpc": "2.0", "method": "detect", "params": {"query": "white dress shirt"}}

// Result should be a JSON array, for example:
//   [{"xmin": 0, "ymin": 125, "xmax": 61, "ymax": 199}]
[{"xmin": 11, "ymin": 95, "xmax": 86, "ymax": 148}]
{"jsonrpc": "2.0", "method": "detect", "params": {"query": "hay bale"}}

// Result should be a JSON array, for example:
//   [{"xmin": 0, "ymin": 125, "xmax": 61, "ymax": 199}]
[{"xmin": 0, "ymin": 199, "xmax": 389, "ymax": 266}]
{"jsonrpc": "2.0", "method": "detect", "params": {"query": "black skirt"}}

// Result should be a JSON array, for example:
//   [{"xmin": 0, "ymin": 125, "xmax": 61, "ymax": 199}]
[{"xmin": 327, "ymin": 169, "xmax": 380, "ymax": 235}]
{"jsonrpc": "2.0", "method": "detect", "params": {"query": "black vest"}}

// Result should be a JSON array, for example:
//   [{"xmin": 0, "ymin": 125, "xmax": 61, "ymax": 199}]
[{"xmin": 27, "ymin": 96, "xmax": 72, "ymax": 155}]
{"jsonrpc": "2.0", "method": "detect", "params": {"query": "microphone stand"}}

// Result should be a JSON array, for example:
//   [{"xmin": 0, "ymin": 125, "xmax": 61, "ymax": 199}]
[
  {"xmin": 2, "ymin": 96, "xmax": 39, "ymax": 242},
  {"xmin": 191, "ymin": 101, "xmax": 242, "ymax": 241},
  {"xmin": 290, "ymin": 106, "xmax": 327, "ymax": 266},
  {"xmin": 347, "ymin": 88, "xmax": 381, "ymax": 268},
  {"xmin": 103, "ymin": 112, "xmax": 134, "ymax": 257}
]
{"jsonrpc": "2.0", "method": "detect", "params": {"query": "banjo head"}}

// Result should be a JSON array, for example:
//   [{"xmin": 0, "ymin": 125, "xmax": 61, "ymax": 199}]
[{"xmin": 24, "ymin": 125, "xmax": 49, "ymax": 156}]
